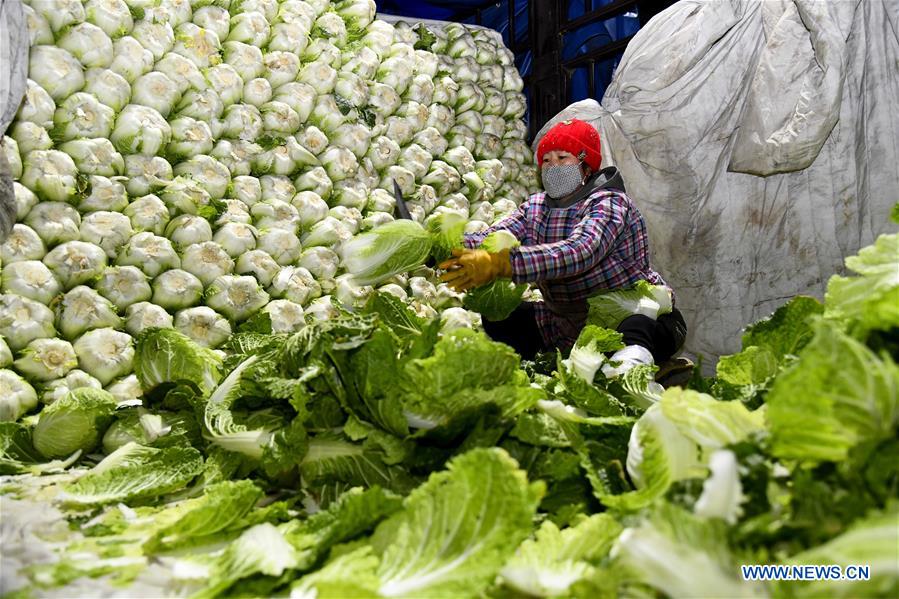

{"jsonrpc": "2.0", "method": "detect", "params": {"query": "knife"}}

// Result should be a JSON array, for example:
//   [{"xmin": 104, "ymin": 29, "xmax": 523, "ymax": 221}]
[{"xmin": 393, "ymin": 178, "xmax": 413, "ymax": 221}]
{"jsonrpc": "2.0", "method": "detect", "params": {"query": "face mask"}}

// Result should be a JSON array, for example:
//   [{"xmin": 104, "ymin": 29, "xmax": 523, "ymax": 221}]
[{"xmin": 541, "ymin": 163, "xmax": 584, "ymax": 199}]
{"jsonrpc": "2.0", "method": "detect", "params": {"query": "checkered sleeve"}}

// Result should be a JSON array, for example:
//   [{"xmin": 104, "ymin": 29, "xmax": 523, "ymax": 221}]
[
  {"xmin": 462, "ymin": 198, "xmax": 530, "ymax": 249},
  {"xmin": 510, "ymin": 193, "xmax": 628, "ymax": 283}
]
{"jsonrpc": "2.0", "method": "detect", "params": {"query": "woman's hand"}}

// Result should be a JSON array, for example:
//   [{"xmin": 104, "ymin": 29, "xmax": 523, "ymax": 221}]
[{"xmin": 439, "ymin": 248, "xmax": 512, "ymax": 292}]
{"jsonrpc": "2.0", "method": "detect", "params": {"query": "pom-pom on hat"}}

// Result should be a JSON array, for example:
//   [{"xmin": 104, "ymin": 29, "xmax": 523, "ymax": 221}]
[{"xmin": 536, "ymin": 119, "xmax": 602, "ymax": 171}]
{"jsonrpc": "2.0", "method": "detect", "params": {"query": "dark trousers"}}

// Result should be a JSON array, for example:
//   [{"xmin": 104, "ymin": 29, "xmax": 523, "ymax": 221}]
[{"xmin": 482, "ymin": 303, "xmax": 688, "ymax": 363}]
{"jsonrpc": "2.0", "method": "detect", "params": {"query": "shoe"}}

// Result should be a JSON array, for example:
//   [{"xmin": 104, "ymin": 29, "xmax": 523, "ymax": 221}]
[{"xmin": 654, "ymin": 356, "xmax": 694, "ymax": 388}]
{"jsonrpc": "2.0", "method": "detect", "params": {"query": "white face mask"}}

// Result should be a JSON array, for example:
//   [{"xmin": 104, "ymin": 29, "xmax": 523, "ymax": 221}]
[{"xmin": 541, "ymin": 163, "xmax": 584, "ymax": 199}]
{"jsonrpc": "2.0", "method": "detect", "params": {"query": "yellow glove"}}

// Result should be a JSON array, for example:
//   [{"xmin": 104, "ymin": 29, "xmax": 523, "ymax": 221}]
[{"xmin": 439, "ymin": 248, "xmax": 513, "ymax": 292}]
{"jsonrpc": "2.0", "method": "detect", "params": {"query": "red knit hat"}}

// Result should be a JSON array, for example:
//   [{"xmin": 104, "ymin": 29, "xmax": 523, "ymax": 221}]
[{"xmin": 536, "ymin": 119, "xmax": 602, "ymax": 171}]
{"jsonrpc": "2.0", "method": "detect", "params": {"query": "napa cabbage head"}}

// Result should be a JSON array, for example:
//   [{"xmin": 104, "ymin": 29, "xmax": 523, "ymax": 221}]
[
  {"xmin": 587, "ymin": 280, "xmax": 673, "ymax": 330},
  {"xmin": 339, "ymin": 220, "xmax": 433, "ymax": 286}
]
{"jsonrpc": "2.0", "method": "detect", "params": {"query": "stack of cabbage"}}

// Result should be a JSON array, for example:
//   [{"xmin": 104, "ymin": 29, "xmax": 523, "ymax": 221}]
[{"xmin": 0, "ymin": 0, "xmax": 533, "ymax": 408}]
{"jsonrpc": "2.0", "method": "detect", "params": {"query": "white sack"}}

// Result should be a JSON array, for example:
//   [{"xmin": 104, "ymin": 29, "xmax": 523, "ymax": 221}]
[
  {"xmin": 536, "ymin": 0, "xmax": 899, "ymax": 367},
  {"xmin": 0, "ymin": 0, "xmax": 28, "ymax": 242}
]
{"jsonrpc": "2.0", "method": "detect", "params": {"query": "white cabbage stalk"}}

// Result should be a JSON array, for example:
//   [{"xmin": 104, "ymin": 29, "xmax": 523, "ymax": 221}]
[
  {"xmin": 105, "ymin": 374, "xmax": 143, "ymax": 403},
  {"xmin": 230, "ymin": 175, "xmax": 263, "ymax": 207},
  {"xmin": 269, "ymin": 21, "xmax": 311, "ymax": 54},
  {"xmin": 32, "ymin": 0, "xmax": 84, "ymax": 33},
  {"xmin": 206, "ymin": 64, "xmax": 244, "ymax": 107},
  {"xmin": 227, "ymin": 11, "xmax": 271, "ymax": 47},
  {"xmin": 262, "ymin": 299, "xmax": 305, "ymax": 333},
  {"xmin": 211, "ymin": 139, "xmax": 259, "ymax": 177},
  {"xmin": 365, "ymin": 136, "xmax": 401, "ymax": 172},
  {"xmin": 55, "ymin": 285, "xmax": 120, "ymax": 340},
  {"xmin": 94, "ymin": 266, "xmax": 151, "ymax": 310},
  {"xmin": 454, "ymin": 82, "xmax": 483, "ymax": 113},
  {"xmin": 260, "ymin": 101, "xmax": 301, "ymax": 135},
  {"xmin": 303, "ymin": 37, "xmax": 340, "ymax": 64},
  {"xmin": 409, "ymin": 127, "xmax": 446, "ymax": 158},
  {"xmin": 269, "ymin": 266, "xmax": 321, "ymax": 305},
  {"xmin": 361, "ymin": 211, "xmax": 394, "ymax": 231},
  {"xmin": 2, "ymin": 224, "xmax": 45, "ymax": 264},
  {"xmin": 334, "ymin": 274, "xmax": 373, "ymax": 310},
  {"xmin": 375, "ymin": 55, "xmax": 413, "ymax": 96},
  {"xmin": 57, "ymin": 22, "xmax": 113, "ymax": 69},
  {"xmin": 260, "ymin": 174, "xmax": 297, "ymax": 203},
  {"xmin": 313, "ymin": 11, "xmax": 348, "ymax": 46},
  {"xmin": 58, "ymin": 139, "xmax": 124, "ymax": 177},
  {"xmin": 109, "ymin": 36, "xmax": 154, "ymax": 83},
  {"xmin": 123, "ymin": 155, "xmax": 173, "ymax": 197},
  {"xmin": 172, "ymin": 23, "xmax": 222, "ymax": 69},
  {"xmin": 470, "ymin": 201, "xmax": 496, "ymax": 223},
  {"xmin": 0, "ymin": 294, "xmax": 56, "ymax": 352},
  {"xmin": 14, "ymin": 338, "xmax": 78, "ymax": 382},
  {"xmin": 320, "ymin": 147, "xmax": 359, "ymax": 183},
  {"xmin": 23, "ymin": 5, "xmax": 53, "ymax": 45},
  {"xmin": 193, "ymin": 5, "xmax": 231, "ymax": 41},
  {"xmin": 167, "ymin": 117, "xmax": 215, "ymax": 160},
  {"xmin": 277, "ymin": 0, "xmax": 316, "ymax": 27},
  {"xmin": 399, "ymin": 144, "xmax": 434, "ymax": 180},
  {"xmin": 465, "ymin": 220, "xmax": 489, "ymax": 233},
  {"xmin": 13, "ymin": 183, "xmax": 37, "ymax": 220},
  {"xmin": 331, "ymin": 181, "xmax": 368, "ymax": 210},
  {"xmin": 158, "ymin": 177, "xmax": 212, "ymax": 217},
  {"xmin": 433, "ymin": 76, "xmax": 459, "ymax": 107},
  {"xmin": 341, "ymin": 46, "xmax": 379, "ymax": 80},
  {"xmin": 330, "ymin": 123, "xmax": 371, "ymax": 159},
  {"xmin": 367, "ymin": 82, "xmax": 401, "ymax": 117},
  {"xmin": 447, "ymin": 125, "xmax": 477, "ymax": 153},
  {"xmin": 366, "ymin": 188, "xmax": 395, "ymax": 213},
  {"xmin": 132, "ymin": 21, "xmax": 175, "ymax": 60},
  {"xmin": 455, "ymin": 110, "xmax": 484, "ymax": 134},
  {"xmin": 253, "ymin": 145, "xmax": 298, "ymax": 177},
  {"xmin": 51, "ymin": 92, "xmax": 114, "ymax": 141},
  {"xmin": 399, "ymin": 101, "xmax": 429, "ymax": 131},
  {"xmin": 181, "ymin": 241, "xmax": 234, "ymax": 286},
  {"xmin": 129, "ymin": 72, "xmax": 181, "ymax": 118},
  {"xmin": 28, "ymin": 46, "xmax": 84, "ymax": 102},
  {"xmin": 483, "ymin": 114, "xmax": 506, "ymax": 138},
  {"xmin": 124, "ymin": 301, "xmax": 174, "ymax": 336},
  {"xmin": 335, "ymin": 71, "xmax": 368, "ymax": 108},
  {"xmin": 483, "ymin": 89, "xmax": 507, "ymax": 117},
  {"xmin": 20, "ymin": 150, "xmax": 77, "ymax": 202},
  {"xmin": 268, "ymin": 84, "xmax": 314, "ymax": 125},
  {"xmin": 493, "ymin": 198, "xmax": 519, "ymax": 219},
  {"xmin": 456, "ymin": 57, "xmax": 481, "ymax": 84},
  {"xmin": 235, "ymin": 249, "xmax": 281, "ymax": 287},
  {"xmin": 290, "ymin": 191, "xmax": 329, "ymax": 229},
  {"xmin": 3, "ymin": 135, "xmax": 21, "ymax": 180},
  {"xmin": 405, "ymin": 74, "xmax": 436, "ymax": 106},
  {"xmin": 175, "ymin": 88, "xmax": 225, "ymax": 122},
  {"xmin": 121, "ymin": 195, "xmax": 168, "ymax": 236},
  {"xmin": 25, "ymin": 203, "xmax": 79, "ymax": 249},
  {"xmin": 41, "ymin": 369, "xmax": 103, "ymax": 405},
  {"xmin": 300, "ymin": 216, "xmax": 353, "ymax": 248},
  {"xmin": 260, "ymin": 51, "xmax": 299, "ymax": 88},
  {"xmin": 305, "ymin": 295, "xmax": 339, "ymax": 322},
  {"xmin": 76, "ymin": 176, "xmax": 126, "ymax": 214},
  {"xmin": 413, "ymin": 49, "xmax": 439, "ymax": 77},
  {"xmin": 111, "ymin": 104, "xmax": 171, "ymax": 156},
  {"xmin": 216, "ymin": 200, "xmax": 252, "ymax": 227},
  {"xmin": 214, "ymin": 223, "xmax": 258, "ymax": 257},
  {"xmin": 298, "ymin": 247, "xmax": 338, "ymax": 280},
  {"xmin": 296, "ymin": 126, "xmax": 329, "ymax": 156},
  {"xmin": 360, "ymin": 19, "xmax": 393, "ymax": 55},
  {"xmin": 117, "ymin": 232, "xmax": 180, "ymax": 278},
  {"xmin": 174, "ymin": 307, "xmax": 232, "ymax": 348},
  {"xmin": 309, "ymin": 95, "xmax": 346, "ymax": 133},
  {"xmin": 205, "ymin": 275, "xmax": 270, "ymax": 321},
  {"xmin": 243, "ymin": 77, "xmax": 272, "ymax": 107},
  {"xmin": 379, "ymin": 165, "xmax": 416, "ymax": 196},
  {"xmin": 42, "ymin": 241, "xmax": 107, "ymax": 291},
  {"xmin": 152, "ymin": 269, "xmax": 204, "ymax": 310},
  {"xmin": 16, "ymin": 79, "xmax": 56, "ymax": 127},
  {"xmin": 251, "ymin": 199, "xmax": 301, "ymax": 233},
  {"xmin": 284, "ymin": 136, "xmax": 319, "ymax": 169},
  {"xmin": 73, "ymin": 328, "xmax": 134, "ymax": 386},
  {"xmin": 504, "ymin": 92, "xmax": 527, "ymax": 119},
  {"xmin": 383, "ymin": 116, "xmax": 415, "ymax": 146},
  {"xmin": 222, "ymin": 41, "xmax": 264, "ymax": 82},
  {"xmin": 443, "ymin": 146, "xmax": 477, "ymax": 175},
  {"xmin": 294, "ymin": 166, "xmax": 333, "ymax": 200},
  {"xmin": 0, "ymin": 369, "xmax": 38, "ymax": 421},
  {"xmin": 425, "ymin": 104, "xmax": 454, "ymax": 137},
  {"xmin": 329, "ymin": 205, "xmax": 363, "ymax": 231},
  {"xmin": 80, "ymin": 211, "xmax": 133, "ymax": 259},
  {"xmin": 165, "ymin": 215, "xmax": 213, "ymax": 250},
  {"xmin": 476, "ymin": 133, "xmax": 503, "ymax": 160},
  {"xmin": 378, "ymin": 283, "xmax": 408, "ymax": 301},
  {"xmin": 174, "ymin": 155, "xmax": 231, "ymax": 200}
]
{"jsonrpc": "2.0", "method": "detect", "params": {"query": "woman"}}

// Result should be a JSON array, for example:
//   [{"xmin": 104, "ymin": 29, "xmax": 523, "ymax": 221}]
[{"xmin": 439, "ymin": 118, "xmax": 687, "ymax": 376}]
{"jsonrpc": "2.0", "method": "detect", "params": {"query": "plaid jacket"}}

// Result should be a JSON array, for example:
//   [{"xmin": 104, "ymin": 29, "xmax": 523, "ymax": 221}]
[{"xmin": 464, "ymin": 183, "xmax": 670, "ymax": 348}]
